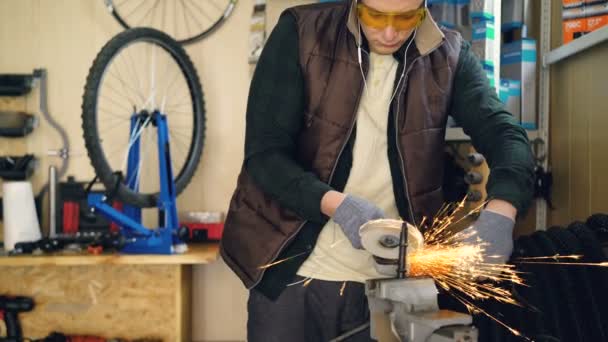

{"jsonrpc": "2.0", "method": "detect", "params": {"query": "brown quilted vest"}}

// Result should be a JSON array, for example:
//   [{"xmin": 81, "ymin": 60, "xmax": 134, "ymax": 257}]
[{"xmin": 221, "ymin": 2, "xmax": 462, "ymax": 289}]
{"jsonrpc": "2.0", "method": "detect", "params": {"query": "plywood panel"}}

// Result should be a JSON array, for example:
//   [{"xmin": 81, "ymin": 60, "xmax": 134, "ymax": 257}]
[
  {"xmin": 1, "ymin": 1, "xmax": 252, "ymax": 339},
  {"xmin": 0, "ymin": 264, "xmax": 182, "ymax": 341},
  {"xmin": 0, "ymin": 243, "xmax": 218, "ymax": 267},
  {"xmin": 549, "ymin": 40, "xmax": 608, "ymax": 226},
  {"xmin": 548, "ymin": 63, "xmax": 572, "ymax": 226},
  {"xmin": 0, "ymin": 97, "xmax": 28, "ymax": 157},
  {"xmin": 179, "ymin": 266, "xmax": 193, "ymax": 342},
  {"xmin": 569, "ymin": 58, "xmax": 590, "ymax": 222},
  {"xmin": 587, "ymin": 44, "xmax": 608, "ymax": 215}
]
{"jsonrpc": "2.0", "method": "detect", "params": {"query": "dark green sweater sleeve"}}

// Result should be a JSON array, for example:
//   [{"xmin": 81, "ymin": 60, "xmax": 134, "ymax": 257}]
[
  {"xmin": 450, "ymin": 41, "xmax": 535, "ymax": 215},
  {"xmin": 244, "ymin": 13, "xmax": 333, "ymax": 224}
]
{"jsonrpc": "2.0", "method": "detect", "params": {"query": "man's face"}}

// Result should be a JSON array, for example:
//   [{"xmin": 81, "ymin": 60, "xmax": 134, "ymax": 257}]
[{"xmin": 358, "ymin": 0, "xmax": 424, "ymax": 55}]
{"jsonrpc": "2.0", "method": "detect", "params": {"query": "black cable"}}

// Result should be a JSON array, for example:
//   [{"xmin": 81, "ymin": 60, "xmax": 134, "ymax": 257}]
[
  {"xmin": 548, "ymin": 226, "xmax": 600, "ymax": 342},
  {"xmin": 516, "ymin": 271, "xmax": 545, "ymax": 339},
  {"xmin": 106, "ymin": 171, "xmax": 124, "ymax": 202},
  {"xmin": 488, "ymin": 298, "xmax": 505, "ymax": 342},
  {"xmin": 472, "ymin": 301, "xmax": 492, "ymax": 342},
  {"xmin": 519, "ymin": 272, "xmax": 543, "ymax": 336},
  {"xmin": 506, "ymin": 239, "xmax": 536, "ymax": 340},
  {"xmin": 328, "ymin": 322, "xmax": 370, "ymax": 342},
  {"xmin": 532, "ymin": 335, "xmax": 561, "ymax": 342},
  {"xmin": 516, "ymin": 234, "xmax": 562, "ymax": 341},
  {"xmin": 84, "ymin": 175, "xmax": 99, "ymax": 194},
  {"xmin": 569, "ymin": 221, "xmax": 608, "ymax": 336},
  {"xmin": 586, "ymin": 214, "xmax": 608, "ymax": 250},
  {"xmin": 534, "ymin": 230, "xmax": 584, "ymax": 342}
]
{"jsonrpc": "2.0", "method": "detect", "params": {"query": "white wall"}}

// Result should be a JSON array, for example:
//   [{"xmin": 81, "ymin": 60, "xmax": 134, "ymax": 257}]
[{"xmin": 0, "ymin": 0, "xmax": 318, "ymax": 341}]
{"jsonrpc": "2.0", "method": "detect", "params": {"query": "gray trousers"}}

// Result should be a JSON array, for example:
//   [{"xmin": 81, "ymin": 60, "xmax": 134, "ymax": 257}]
[{"xmin": 247, "ymin": 277, "xmax": 375, "ymax": 342}]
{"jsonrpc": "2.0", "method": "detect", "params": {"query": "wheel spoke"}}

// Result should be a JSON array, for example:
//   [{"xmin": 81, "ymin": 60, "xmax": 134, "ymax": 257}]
[
  {"xmin": 135, "ymin": 0, "xmax": 158, "ymax": 26},
  {"xmin": 83, "ymin": 29, "xmax": 203, "ymax": 206},
  {"xmin": 123, "ymin": 0, "xmax": 147, "ymax": 20},
  {"xmin": 179, "ymin": 0, "xmax": 193, "ymax": 41},
  {"xmin": 182, "ymin": 0, "xmax": 207, "ymax": 32},
  {"xmin": 110, "ymin": 0, "xmax": 234, "ymax": 43},
  {"xmin": 186, "ymin": 0, "xmax": 214, "ymax": 23},
  {"xmin": 208, "ymin": 0, "xmax": 225, "ymax": 14},
  {"xmin": 115, "ymin": 0, "xmax": 131, "ymax": 8},
  {"xmin": 107, "ymin": 69, "xmax": 145, "ymax": 105}
]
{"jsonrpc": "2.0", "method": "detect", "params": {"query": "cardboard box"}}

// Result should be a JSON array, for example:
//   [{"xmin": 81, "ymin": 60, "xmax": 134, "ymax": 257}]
[
  {"xmin": 588, "ymin": 13, "xmax": 608, "ymax": 31},
  {"xmin": 563, "ymin": 5, "xmax": 586, "ymax": 20},
  {"xmin": 470, "ymin": 0, "xmax": 494, "ymax": 21},
  {"xmin": 472, "ymin": 20, "xmax": 496, "ymax": 66},
  {"xmin": 563, "ymin": 0, "xmax": 584, "ymax": 9},
  {"xmin": 499, "ymin": 79, "xmax": 522, "ymax": 123},
  {"xmin": 501, "ymin": 39, "xmax": 537, "ymax": 129},
  {"xmin": 563, "ymin": 17, "xmax": 588, "ymax": 43},
  {"xmin": 584, "ymin": 0, "xmax": 608, "ymax": 5},
  {"xmin": 586, "ymin": 2, "xmax": 608, "ymax": 19},
  {"xmin": 483, "ymin": 63, "xmax": 496, "ymax": 89},
  {"xmin": 562, "ymin": 2, "xmax": 608, "ymax": 43},
  {"xmin": 502, "ymin": 0, "xmax": 524, "ymax": 31},
  {"xmin": 453, "ymin": 0, "xmax": 471, "ymax": 28},
  {"xmin": 428, "ymin": 0, "xmax": 472, "ymax": 39}
]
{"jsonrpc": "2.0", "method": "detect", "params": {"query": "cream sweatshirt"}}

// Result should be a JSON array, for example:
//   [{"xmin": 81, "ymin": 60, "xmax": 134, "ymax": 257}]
[{"xmin": 297, "ymin": 51, "xmax": 401, "ymax": 283}]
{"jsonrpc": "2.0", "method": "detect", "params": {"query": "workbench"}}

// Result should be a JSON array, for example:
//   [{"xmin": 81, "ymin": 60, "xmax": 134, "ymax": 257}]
[{"xmin": 0, "ymin": 243, "xmax": 219, "ymax": 341}]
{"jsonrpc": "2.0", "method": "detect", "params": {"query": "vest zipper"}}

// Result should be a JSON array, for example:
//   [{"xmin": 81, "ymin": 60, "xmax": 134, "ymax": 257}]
[
  {"xmin": 247, "ymin": 49, "xmax": 370, "ymax": 290},
  {"xmin": 394, "ymin": 44, "xmax": 443, "ymax": 228}
]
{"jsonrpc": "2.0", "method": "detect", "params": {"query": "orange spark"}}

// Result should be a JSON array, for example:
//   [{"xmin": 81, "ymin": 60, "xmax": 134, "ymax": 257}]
[
  {"xmin": 516, "ymin": 261, "xmax": 608, "ymax": 267},
  {"xmin": 258, "ymin": 251, "xmax": 310, "ymax": 270},
  {"xmin": 404, "ymin": 196, "xmax": 528, "ymax": 337},
  {"xmin": 514, "ymin": 254, "xmax": 582, "ymax": 261}
]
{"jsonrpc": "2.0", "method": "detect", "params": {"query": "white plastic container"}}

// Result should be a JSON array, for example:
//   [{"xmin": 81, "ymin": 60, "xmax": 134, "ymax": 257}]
[{"xmin": 3, "ymin": 181, "xmax": 41, "ymax": 251}]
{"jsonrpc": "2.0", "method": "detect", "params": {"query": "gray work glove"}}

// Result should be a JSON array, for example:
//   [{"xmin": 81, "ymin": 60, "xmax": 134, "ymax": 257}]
[
  {"xmin": 462, "ymin": 210, "xmax": 515, "ymax": 265},
  {"xmin": 333, "ymin": 195, "xmax": 385, "ymax": 249}
]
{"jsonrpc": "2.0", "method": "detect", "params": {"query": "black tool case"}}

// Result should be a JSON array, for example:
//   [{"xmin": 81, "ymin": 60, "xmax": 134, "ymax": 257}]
[
  {"xmin": 0, "ymin": 111, "xmax": 38, "ymax": 137},
  {"xmin": 0, "ymin": 154, "xmax": 37, "ymax": 180},
  {"xmin": 0, "ymin": 74, "xmax": 35, "ymax": 96}
]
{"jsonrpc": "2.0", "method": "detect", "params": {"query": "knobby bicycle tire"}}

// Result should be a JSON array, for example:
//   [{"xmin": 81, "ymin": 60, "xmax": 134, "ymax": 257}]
[
  {"xmin": 82, "ymin": 27, "xmax": 205, "ymax": 207},
  {"xmin": 105, "ymin": 0, "xmax": 237, "ymax": 45}
]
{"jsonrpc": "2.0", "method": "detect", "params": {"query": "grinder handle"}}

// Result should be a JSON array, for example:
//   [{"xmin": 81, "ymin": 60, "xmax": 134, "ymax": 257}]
[{"xmin": 3, "ymin": 311, "xmax": 22, "ymax": 339}]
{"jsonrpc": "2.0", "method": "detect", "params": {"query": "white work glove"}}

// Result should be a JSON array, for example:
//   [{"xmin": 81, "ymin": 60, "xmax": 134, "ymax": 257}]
[
  {"xmin": 461, "ymin": 210, "xmax": 515, "ymax": 265},
  {"xmin": 333, "ymin": 195, "xmax": 385, "ymax": 249}
]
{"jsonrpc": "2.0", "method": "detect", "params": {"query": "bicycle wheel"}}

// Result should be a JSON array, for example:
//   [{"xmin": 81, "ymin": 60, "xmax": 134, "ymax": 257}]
[
  {"xmin": 104, "ymin": 0, "xmax": 238, "ymax": 45},
  {"xmin": 82, "ymin": 27, "xmax": 205, "ymax": 207}
]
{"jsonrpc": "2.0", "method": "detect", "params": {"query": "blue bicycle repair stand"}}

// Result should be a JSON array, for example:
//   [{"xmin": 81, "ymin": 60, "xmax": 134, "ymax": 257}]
[{"xmin": 88, "ymin": 110, "xmax": 184, "ymax": 254}]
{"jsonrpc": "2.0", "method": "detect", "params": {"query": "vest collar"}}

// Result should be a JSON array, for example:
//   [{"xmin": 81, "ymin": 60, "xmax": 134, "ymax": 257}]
[{"xmin": 346, "ymin": 0, "xmax": 445, "ymax": 56}]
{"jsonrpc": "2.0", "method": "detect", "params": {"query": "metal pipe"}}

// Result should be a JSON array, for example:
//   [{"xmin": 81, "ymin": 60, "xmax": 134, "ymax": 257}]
[
  {"xmin": 48, "ymin": 165, "xmax": 57, "ymax": 238},
  {"xmin": 397, "ymin": 221, "xmax": 408, "ymax": 279}
]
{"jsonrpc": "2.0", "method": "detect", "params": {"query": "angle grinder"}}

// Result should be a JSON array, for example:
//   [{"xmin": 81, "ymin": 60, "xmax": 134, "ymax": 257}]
[{"xmin": 360, "ymin": 219, "xmax": 424, "ymax": 276}]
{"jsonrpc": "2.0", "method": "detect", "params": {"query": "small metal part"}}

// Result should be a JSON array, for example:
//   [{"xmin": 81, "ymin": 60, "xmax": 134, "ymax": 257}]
[
  {"xmin": 360, "ymin": 219, "xmax": 424, "ymax": 259},
  {"xmin": 464, "ymin": 171, "xmax": 483, "ymax": 185},
  {"xmin": 49, "ymin": 165, "xmax": 57, "ymax": 238},
  {"xmin": 467, "ymin": 152, "xmax": 485, "ymax": 166},
  {"xmin": 466, "ymin": 190, "xmax": 483, "ymax": 202},
  {"xmin": 379, "ymin": 234, "xmax": 400, "ymax": 248},
  {"xmin": 397, "ymin": 221, "xmax": 409, "ymax": 279}
]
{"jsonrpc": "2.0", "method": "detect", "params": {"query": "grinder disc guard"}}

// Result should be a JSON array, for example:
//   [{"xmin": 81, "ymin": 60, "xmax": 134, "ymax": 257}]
[{"xmin": 360, "ymin": 219, "xmax": 424, "ymax": 260}]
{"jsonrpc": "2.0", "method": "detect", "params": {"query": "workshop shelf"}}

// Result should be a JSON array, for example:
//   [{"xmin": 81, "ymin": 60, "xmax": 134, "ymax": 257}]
[{"xmin": 0, "ymin": 242, "xmax": 219, "ymax": 267}]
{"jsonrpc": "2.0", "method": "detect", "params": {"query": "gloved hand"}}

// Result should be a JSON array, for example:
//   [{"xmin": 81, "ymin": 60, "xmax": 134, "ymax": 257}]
[
  {"xmin": 333, "ymin": 194, "xmax": 385, "ymax": 249},
  {"xmin": 461, "ymin": 209, "xmax": 515, "ymax": 264}
]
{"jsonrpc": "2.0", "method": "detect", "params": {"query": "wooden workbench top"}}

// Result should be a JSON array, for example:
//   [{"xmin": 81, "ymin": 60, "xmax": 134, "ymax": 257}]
[{"xmin": 0, "ymin": 243, "xmax": 219, "ymax": 267}]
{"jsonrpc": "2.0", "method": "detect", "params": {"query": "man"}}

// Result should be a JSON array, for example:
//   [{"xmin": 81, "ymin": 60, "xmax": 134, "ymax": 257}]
[{"xmin": 220, "ymin": 0, "xmax": 534, "ymax": 340}]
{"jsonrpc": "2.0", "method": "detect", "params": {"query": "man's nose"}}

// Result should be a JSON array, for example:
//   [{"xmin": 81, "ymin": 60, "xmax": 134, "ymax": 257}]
[{"xmin": 382, "ymin": 25, "xmax": 398, "ymax": 41}]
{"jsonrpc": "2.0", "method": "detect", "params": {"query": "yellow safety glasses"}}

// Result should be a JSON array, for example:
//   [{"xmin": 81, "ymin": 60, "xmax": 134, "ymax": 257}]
[{"xmin": 357, "ymin": 3, "xmax": 427, "ymax": 31}]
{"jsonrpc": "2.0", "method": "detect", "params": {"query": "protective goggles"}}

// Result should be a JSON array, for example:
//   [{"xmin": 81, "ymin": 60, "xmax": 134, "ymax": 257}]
[{"xmin": 357, "ymin": 3, "xmax": 427, "ymax": 31}]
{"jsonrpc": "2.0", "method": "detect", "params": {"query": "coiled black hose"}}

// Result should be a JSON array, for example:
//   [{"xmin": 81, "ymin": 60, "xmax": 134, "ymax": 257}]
[
  {"xmin": 452, "ymin": 214, "xmax": 608, "ymax": 341},
  {"xmin": 549, "ymin": 226, "xmax": 604, "ymax": 342}
]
